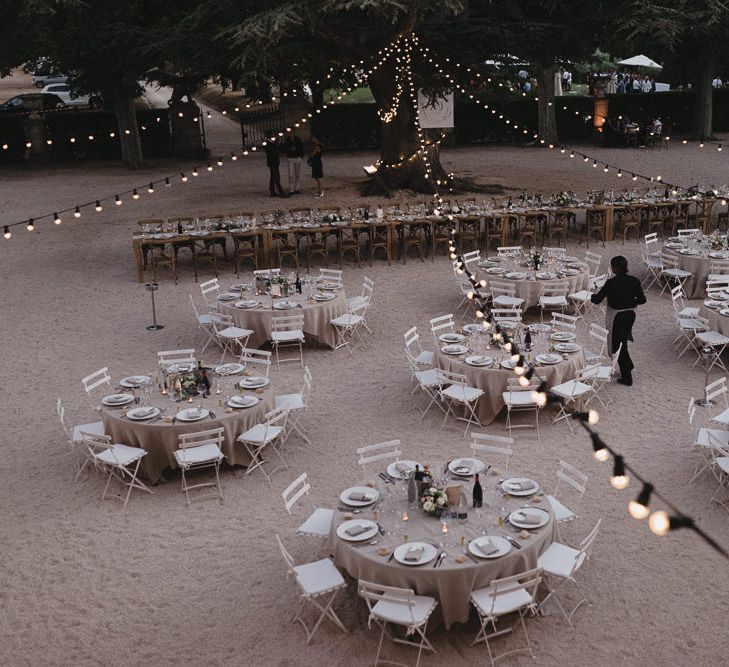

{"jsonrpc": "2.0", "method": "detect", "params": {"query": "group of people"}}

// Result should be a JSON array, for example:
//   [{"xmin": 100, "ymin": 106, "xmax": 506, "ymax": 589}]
[
  {"xmin": 265, "ymin": 133, "xmax": 324, "ymax": 198},
  {"xmin": 602, "ymin": 114, "xmax": 663, "ymax": 147},
  {"xmin": 604, "ymin": 71, "xmax": 657, "ymax": 95}
]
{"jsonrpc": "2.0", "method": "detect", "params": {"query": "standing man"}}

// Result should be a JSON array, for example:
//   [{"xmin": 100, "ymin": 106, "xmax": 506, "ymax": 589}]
[
  {"xmin": 265, "ymin": 131, "xmax": 286, "ymax": 197},
  {"xmin": 284, "ymin": 133, "xmax": 304, "ymax": 195},
  {"xmin": 591, "ymin": 256, "xmax": 647, "ymax": 386}
]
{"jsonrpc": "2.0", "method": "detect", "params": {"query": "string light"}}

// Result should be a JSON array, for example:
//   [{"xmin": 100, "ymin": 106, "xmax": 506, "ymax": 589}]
[
  {"xmin": 26, "ymin": 218, "xmax": 34, "ymax": 231},
  {"xmin": 73, "ymin": 206, "xmax": 81, "ymax": 218},
  {"xmin": 94, "ymin": 200, "xmax": 102, "ymax": 212},
  {"xmin": 3, "ymin": 226, "xmax": 11, "ymax": 239},
  {"xmin": 610, "ymin": 456, "xmax": 629, "ymax": 490},
  {"xmin": 132, "ymin": 189, "xmax": 140, "ymax": 199},
  {"xmin": 181, "ymin": 173, "xmax": 188, "ymax": 182},
  {"xmin": 115, "ymin": 195, "xmax": 122, "ymax": 206},
  {"xmin": 165, "ymin": 177, "xmax": 171, "ymax": 187},
  {"xmin": 147, "ymin": 183, "xmax": 154, "ymax": 194},
  {"xmin": 629, "ymin": 483, "xmax": 653, "ymax": 519},
  {"xmin": 53, "ymin": 212, "xmax": 61, "ymax": 225}
]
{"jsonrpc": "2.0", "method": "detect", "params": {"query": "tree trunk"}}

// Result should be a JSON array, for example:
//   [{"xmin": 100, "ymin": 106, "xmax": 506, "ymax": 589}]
[
  {"xmin": 114, "ymin": 96, "xmax": 143, "ymax": 169},
  {"xmin": 693, "ymin": 53, "xmax": 714, "ymax": 140},
  {"xmin": 536, "ymin": 65, "xmax": 558, "ymax": 144},
  {"xmin": 368, "ymin": 57, "xmax": 448, "ymax": 193}
]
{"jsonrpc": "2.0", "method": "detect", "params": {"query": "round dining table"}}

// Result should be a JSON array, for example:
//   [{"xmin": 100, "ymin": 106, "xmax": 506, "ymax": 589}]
[
  {"xmin": 700, "ymin": 301, "xmax": 729, "ymax": 336},
  {"xmin": 217, "ymin": 288, "xmax": 347, "ymax": 349},
  {"xmin": 101, "ymin": 369, "xmax": 274, "ymax": 484},
  {"xmin": 663, "ymin": 241, "xmax": 729, "ymax": 299},
  {"xmin": 475, "ymin": 254, "xmax": 590, "ymax": 310},
  {"xmin": 329, "ymin": 469, "xmax": 556, "ymax": 629},
  {"xmin": 436, "ymin": 329, "xmax": 586, "ymax": 425}
]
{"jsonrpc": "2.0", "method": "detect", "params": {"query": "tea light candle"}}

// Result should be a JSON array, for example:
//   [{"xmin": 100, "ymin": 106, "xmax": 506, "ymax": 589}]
[
  {"xmin": 215, "ymin": 385, "xmax": 222, "ymax": 395},
  {"xmin": 401, "ymin": 512, "xmax": 408, "ymax": 524},
  {"xmin": 187, "ymin": 396, "xmax": 193, "ymax": 403},
  {"xmin": 441, "ymin": 522, "xmax": 449, "ymax": 535}
]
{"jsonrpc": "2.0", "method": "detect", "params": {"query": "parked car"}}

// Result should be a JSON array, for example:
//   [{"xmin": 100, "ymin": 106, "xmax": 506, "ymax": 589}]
[
  {"xmin": 32, "ymin": 69, "xmax": 68, "ymax": 88},
  {"xmin": 0, "ymin": 93, "xmax": 65, "ymax": 114},
  {"xmin": 41, "ymin": 83, "xmax": 100, "ymax": 108}
]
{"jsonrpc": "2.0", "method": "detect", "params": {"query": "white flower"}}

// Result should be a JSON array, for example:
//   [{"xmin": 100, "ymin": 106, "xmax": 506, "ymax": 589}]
[
  {"xmin": 436, "ymin": 496, "xmax": 446, "ymax": 506},
  {"xmin": 428, "ymin": 487, "xmax": 437, "ymax": 494},
  {"xmin": 423, "ymin": 501, "xmax": 434, "ymax": 512}
]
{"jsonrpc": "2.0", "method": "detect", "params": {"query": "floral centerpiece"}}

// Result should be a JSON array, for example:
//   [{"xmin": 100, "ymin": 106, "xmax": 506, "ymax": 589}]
[
  {"xmin": 529, "ymin": 250, "xmax": 544, "ymax": 270},
  {"xmin": 174, "ymin": 373, "xmax": 200, "ymax": 399},
  {"xmin": 707, "ymin": 233, "xmax": 727, "ymax": 250},
  {"xmin": 553, "ymin": 190, "xmax": 577, "ymax": 207},
  {"xmin": 420, "ymin": 486, "xmax": 448, "ymax": 517},
  {"xmin": 322, "ymin": 213, "xmax": 341, "ymax": 223}
]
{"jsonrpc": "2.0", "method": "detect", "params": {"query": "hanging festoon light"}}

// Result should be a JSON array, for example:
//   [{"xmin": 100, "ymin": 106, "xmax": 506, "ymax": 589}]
[
  {"xmin": 165, "ymin": 177, "xmax": 171, "ymax": 187},
  {"xmin": 132, "ymin": 188, "xmax": 140, "ymax": 200},
  {"xmin": 53, "ymin": 212, "xmax": 61, "ymax": 225},
  {"xmin": 26, "ymin": 218, "xmax": 34, "ymax": 231},
  {"xmin": 73, "ymin": 206, "xmax": 81, "ymax": 218},
  {"xmin": 180, "ymin": 172, "xmax": 188, "ymax": 182},
  {"xmin": 628, "ymin": 483, "xmax": 654, "ymax": 519},
  {"xmin": 610, "ymin": 456, "xmax": 629, "ymax": 489},
  {"xmin": 147, "ymin": 183, "xmax": 154, "ymax": 194},
  {"xmin": 95, "ymin": 200, "xmax": 102, "ymax": 212},
  {"xmin": 115, "ymin": 194, "xmax": 122, "ymax": 206}
]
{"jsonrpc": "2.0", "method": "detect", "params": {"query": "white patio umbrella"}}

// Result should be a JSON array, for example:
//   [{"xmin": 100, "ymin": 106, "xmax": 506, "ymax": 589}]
[{"xmin": 617, "ymin": 55, "xmax": 663, "ymax": 70}]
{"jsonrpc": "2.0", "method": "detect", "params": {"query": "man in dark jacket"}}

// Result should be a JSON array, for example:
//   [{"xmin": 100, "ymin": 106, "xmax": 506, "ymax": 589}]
[
  {"xmin": 265, "ymin": 132, "xmax": 286, "ymax": 197},
  {"xmin": 283, "ymin": 134, "xmax": 304, "ymax": 194},
  {"xmin": 591, "ymin": 255, "xmax": 647, "ymax": 386}
]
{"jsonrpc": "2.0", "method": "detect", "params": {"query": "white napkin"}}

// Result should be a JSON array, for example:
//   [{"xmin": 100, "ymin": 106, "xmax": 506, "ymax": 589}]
[
  {"xmin": 508, "ymin": 480, "xmax": 534, "ymax": 492},
  {"xmin": 135, "ymin": 407, "xmax": 154, "ymax": 417},
  {"xmin": 475, "ymin": 538, "xmax": 499, "ymax": 556},
  {"xmin": 454, "ymin": 461, "xmax": 473, "ymax": 474},
  {"xmin": 349, "ymin": 491, "xmax": 375, "ymax": 502},
  {"xmin": 345, "ymin": 523, "xmax": 370, "ymax": 537},
  {"xmin": 515, "ymin": 510, "xmax": 542, "ymax": 525},
  {"xmin": 395, "ymin": 462, "xmax": 412, "ymax": 474},
  {"xmin": 404, "ymin": 545, "xmax": 424, "ymax": 562}
]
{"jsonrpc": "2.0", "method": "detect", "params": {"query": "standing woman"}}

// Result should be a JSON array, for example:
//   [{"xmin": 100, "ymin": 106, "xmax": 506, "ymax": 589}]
[
  {"xmin": 591, "ymin": 255, "xmax": 647, "ymax": 386},
  {"xmin": 308, "ymin": 136, "xmax": 324, "ymax": 198}
]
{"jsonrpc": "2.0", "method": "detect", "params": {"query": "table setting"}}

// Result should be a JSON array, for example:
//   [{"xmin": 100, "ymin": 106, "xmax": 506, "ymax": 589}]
[
  {"xmin": 663, "ymin": 232, "xmax": 729, "ymax": 298},
  {"xmin": 216, "ymin": 275, "xmax": 347, "ymax": 349},
  {"xmin": 329, "ymin": 460, "xmax": 555, "ymax": 628},
  {"xmin": 100, "ymin": 364, "xmax": 274, "ymax": 483},
  {"xmin": 436, "ymin": 321, "xmax": 586, "ymax": 425}
]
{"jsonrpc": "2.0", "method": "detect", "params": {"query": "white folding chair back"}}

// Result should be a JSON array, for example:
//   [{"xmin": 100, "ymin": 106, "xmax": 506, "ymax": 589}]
[
  {"xmin": 239, "ymin": 347, "xmax": 273, "ymax": 377},
  {"xmin": 81, "ymin": 367, "xmax": 111, "ymax": 398},
  {"xmin": 462, "ymin": 249, "xmax": 481, "ymax": 269},
  {"xmin": 677, "ymin": 228, "xmax": 701, "ymax": 237},
  {"xmin": 547, "ymin": 460, "xmax": 588, "ymax": 537},
  {"xmin": 706, "ymin": 377, "xmax": 729, "ymax": 407},
  {"xmin": 158, "ymin": 349, "xmax": 196, "ymax": 369},
  {"xmin": 357, "ymin": 439, "xmax": 402, "ymax": 475},
  {"xmin": 200, "ymin": 277, "xmax": 220, "ymax": 305},
  {"xmin": 404, "ymin": 326, "xmax": 434, "ymax": 371},
  {"xmin": 544, "ymin": 246, "xmax": 567, "ymax": 260},
  {"xmin": 237, "ymin": 405, "xmax": 290, "ymax": 480},
  {"xmin": 319, "ymin": 268, "xmax": 343, "ymax": 286},
  {"xmin": 584, "ymin": 250, "xmax": 602, "ymax": 277},
  {"xmin": 470, "ymin": 433, "xmax": 513, "ymax": 472},
  {"xmin": 497, "ymin": 246, "xmax": 522, "ymax": 256},
  {"xmin": 254, "ymin": 268, "xmax": 281, "ymax": 279},
  {"xmin": 439, "ymin": 369, "xmax": 483, "ymax": 436},
  {"xmin": 501, "ymin": 378, "xmax": 541, "ymax": 439},
  {"xmin": 491, "ymin": 308, "xmax": 522, "ymax": 326},
  {"xmin": 430, "ymin": 314, "xmax": 455, "ymax": 342},
  {"xmin": 490, "ymin": 281, "xmax": 525, "ymax": 308},
  {"xmin": 551, "ymin": 312, "xmax": 578, "ymax": 332},
  {"xmin": 271, "ymin": 314, "xmax": 305, "ymax": 367},
  {"xmin": 174, "ymin": 427, "xmax": 225, "ymax": 504}
]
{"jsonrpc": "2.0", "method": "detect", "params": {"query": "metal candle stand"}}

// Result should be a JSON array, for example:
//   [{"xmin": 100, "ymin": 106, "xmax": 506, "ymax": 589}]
[
  {"xmin": 695, "ymin": 345, "xmax": 716, "ymax": 407},
  {"xmin": 145, "ymin": 281, "xmax": 164, "ymax": 331}
]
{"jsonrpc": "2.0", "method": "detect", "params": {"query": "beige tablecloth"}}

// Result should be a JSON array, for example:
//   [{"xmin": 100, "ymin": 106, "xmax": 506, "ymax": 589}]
[
  {"xmin": 663, "ymin": 248, "xmax": 715, "ymax": 299},
  {"xmin": 218, "ymin": 290, "xmax": 347, "ymax": 349},
  {"xmin": 437, "ymin": 346, "xmax": 585, "ymax": 425},
  {"xmin": 330, "ymin": 474, "xmax": 555, "ymax": 628},
  {"xmin": 700, "ymin": 304, "xmax": 729, "ymax": 336},
  {"xmin": 102, "ymin": 375, "xmax": 274, "ymax": 483},
  {"xmin": 476, "ymin": 260, "xmax": 589, "ymax": 309}
]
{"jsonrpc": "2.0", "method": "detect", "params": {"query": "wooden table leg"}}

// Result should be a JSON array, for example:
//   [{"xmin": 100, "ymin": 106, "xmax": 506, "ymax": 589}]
[
  {"xmin": 133, "ymin": 240, "xmax": 145, "ymax": 283},
  {"xmin": 605, "ymin": 206, "xmax": 615, "ymax": 242},
  {"xmin": 262, "ymin": 230, "xmax": 272, "ymax": 268},
  {"xmin": 501, "ymin": 214, "xmax": 510, "ymax": 246}
]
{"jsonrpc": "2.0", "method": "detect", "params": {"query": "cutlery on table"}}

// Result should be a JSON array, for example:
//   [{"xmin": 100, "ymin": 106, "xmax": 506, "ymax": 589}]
[
  {"xmin": 387, "ymin": 550, "xmax": 395, "ymax": 562},
  {"xmin": 505, "ymin": 536, "xmax": 523, "ymax": 550},
  {"xmin": 337, "ymin": 506, "xmax": 363, "ymax": 513},
  {"xmin": 464, "ymin": 551, "xmax": 481, "ymax": 564}
]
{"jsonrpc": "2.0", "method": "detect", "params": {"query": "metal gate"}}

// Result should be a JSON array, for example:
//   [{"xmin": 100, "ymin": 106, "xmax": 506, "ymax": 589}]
[{"xmin": 240, "ymin": 104, "xmax": 284, "ymax": 148}]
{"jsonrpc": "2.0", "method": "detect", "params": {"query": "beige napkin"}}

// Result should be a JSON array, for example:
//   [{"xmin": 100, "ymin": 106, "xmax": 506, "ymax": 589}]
[
  {"xmin": 404, "ymin": 545, "xmax": 424, "ymax": 561},
  {"xmin": 349, "ymin": 491, "xmax": 375, "ymax": 502},
  {"xmin": 345, "ymin": 523, "xmax": 370, "ymax": 537},
  {"xmin": 515, "ymin": 510, "xmax": 541, "ymax": 525},
  {"xmin": 395, "ymin": 462, "xmax": 412, "ymax": 474},
  {"xmin": 136, "ymin": 407, "xmax": 154, "ymax": 417},
  {"xmin": 474, "ymin": 538, "xmax": 499, "ymax": 555},
  {"xmin": 508, "ymin": 480, "xmax": 534, "ymax": 491},
  {"xmin": 454, "ymin": 461, "xmax": 473, "ymax": 474}
]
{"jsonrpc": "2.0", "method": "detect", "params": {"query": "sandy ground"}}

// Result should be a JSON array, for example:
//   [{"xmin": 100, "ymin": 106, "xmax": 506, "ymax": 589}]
[{"xmin": 2, "ymin": 77, "xmax": 729, "ymax": 665}]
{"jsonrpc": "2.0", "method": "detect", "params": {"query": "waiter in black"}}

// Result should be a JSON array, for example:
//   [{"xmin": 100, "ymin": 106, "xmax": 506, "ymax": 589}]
[
  {"xmin": 591, "ymin": 255, "xmax": 646, "ymax": 386},
  {"xmin": 265, "ymin": 132, "xmax": 286, "ymax": 197}
]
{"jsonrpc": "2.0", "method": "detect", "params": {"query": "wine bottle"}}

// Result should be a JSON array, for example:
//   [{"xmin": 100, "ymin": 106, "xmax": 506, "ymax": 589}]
[
  {"xmin": 414, "ymin": 464, "xmax": 423, "ymax": 482},
  {"xmin": 177, "ymin": 220, "xmax": 183, "ymax": 235},
  {"xmin": 407, "ymin": 471, "xmax": 418, "ymax": 510},
  {"xmin": 524, "ymin": 329, "xmax": 532, "ymax": 351},
  {"xmin": 295, "ymin": 273, "xmax": 302, "ymax": 294},
  {"xmin": 472, "ymin": 474, "xmax": 483, "ymax": 508},
  {"xmin": 364, "ymin": 206, "xmax": 370, "ymax": 220},
  {"xmin": 457, "ymin": 489, "xmax": 468, "ymax": 524}
]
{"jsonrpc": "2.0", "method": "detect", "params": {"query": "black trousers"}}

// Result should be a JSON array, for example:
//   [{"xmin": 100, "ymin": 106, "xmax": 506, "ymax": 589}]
[
  {"xmin": 612, "ymin": 310, "xmax": 636, "ymax": 380},
  {"xmin": 268, "ymin": 166, "xmax": 284, "ymax": 195}
]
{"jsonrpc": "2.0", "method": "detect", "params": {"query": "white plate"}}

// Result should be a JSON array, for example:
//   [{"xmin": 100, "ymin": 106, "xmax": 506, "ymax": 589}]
[
  {"xmin": 536, "ymin": 272, "xmax": 557, "ymax": 280},
  {"xmin": 336, "ymin": 519, "xmax": 379, "ymax": 542},
  {"xmin": 126, "ymin": 406, "xmax": 161, "ymax": 420},
  {"xmin": 215, "ymin": 363, "xmax": 245, "ymax": 375},
  {"xmin": 709, "ymin": 251, "xmax": 729, "ymax": 259},
  {"xmin": 340, "ymin": 486, "xmax": 380, "ymax": 507},
  {"xmin": 550, "ymin": 332, "xmax": 576, "ymax": 342},
  {"xmin": 217, "ymin": 293, "xmax": 237, "ymax": 301},
  {"xmin": 528, "ymin": 323, "xmax": 552, "ymax": 333},
  {"xmin": 563, "ymin": 256, "xmax": 579, "ymax": 262},
  {"xmin": 463, "ymin": 324, "xmax": 483, "ymax": 334},
  {"xmin": 705, "ymin": 300, "xmax": 724, "ymax": 309},
  {"xmin": 313, "ymin": 292, "xmax": 336, "ymax": 301},
  {"xmin": 152, "ymin": 232, "xmax": 175, "ymax": 239},
  {"xmin": 273, "ymin": 300, "xmax": 298, "ymax": 310},
  {"xmin": 439, "ymin": 333, "xmax": 466, "ymax": 344},
  {"xmin": 230, "ymin": 283, "xmax": 249, "ymax": 291},
  {"xmin": 318, "ymin": 282, "xmax": 341, "ymax": 291},
  {"xmin": 486, "ymin": 256, "xmax": 502, "ymax": 263},
  {"xmin": 449, "ymin": 457, "xmax": 486, "ymax": 476},
  {"xmin": 468, "ymin": 535, "xmax": 512, "ymax": 559},
  {"xmin": 120, "ymin": 375, "xmax": 150, "ymax": 388},
  {"xmin": 465, "ymin": 355, "xmax": 493, "ymax": 367},
  {"xmin": 441, "ymin": 344, "xmax": 468, "ymax": 355},
  {"xmin": 386, "ymin": 460, "xmax": 422, "ymax": 480},
  {"xmin": 235, "ymin": 300, "xmax": 259, "ymax": 309},
  {"xmin": 720, "ymin": 308, "xmax": 729, "ymax": 317},
  {"xmin": 240, "ymin": 376, "xmax": 270, "ymax": 389},
  {"xmin": 536, "ymin": 353, "xmax": 563, "ymax": 364},
  {"xmin": 559, "ymin": 268, "xmax": 580, "ymax": 276},
  {"xmin": 508, "ymin": 507, "xmax": 550, "ymax": 529},
  {"xmin": 499, "ymin": 358, "xmax": 517, "ymax": 369},
  {"xmin": 679, "ymin": 249, "xmax": 700, "ymax": 255},
  {"xmin": 176, "ymin": 408, "xmax": 210, "ymax": 422},
  {"xmin": 501, "ymin": 477, "xmax": 540, "ymax": 496},
  {"xmin": 554, "ymin": 343, "xmax": 581, "ymax": 353},
  {"xmin": 102, "ymin": 393, "xmax": 135, "ymax": 406},
  {"xmin": 228, "ymin": 395, "xmax": 259, "ymax": 409},
  {"xmin": 505, "ymin": 272, "xmax": 528, "ymax": 280},
  {"xmin": 393, "ymin": 542, "xmax": 438, "ymax": 566},
  {"xmin": 486, "ymin": 267, "xmax": 506, "ymax": 274},
  {"xmin": 166, "ymin": 363, "xmax": 195, "ymax": 374}
]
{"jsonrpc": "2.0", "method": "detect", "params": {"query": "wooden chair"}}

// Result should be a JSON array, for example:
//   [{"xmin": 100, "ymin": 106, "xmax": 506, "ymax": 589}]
[
  {"xmin": 645, "ymin": 205, "xmax": 666, "ymax": 238},
  {"xmin": 619, "ymin": 208, "xmax": 641, "ymax": 243},
  {"xmin": 717, "ymin": 210, "xmax": 729, "ymax": 233},
  {"xmin": 688, "ymin": 200, "xmax": 715, "ymax": 233},
  {"xmin": 150, "ymin": 243, "xmax": 177, "ymax": 283},
  {"xmin": 368, "ymin": 220, "xmax": 391, "ymax": 265},
  {"xmin": 233, "ymin": 232, "xmax": 259, "ymax": 276},
  {"xmin": 668, "ymin": 203, "xmax": 690, "ymax": 235},
  {"xmin": 138, "ymin": 218, "xmax": 166, "ymax": 268},
  {"xmin": 431, "ymin": 217, "xmax": 451, "ymax": 260},
  {"xmin": 169, "ymin": 216, "xmax": 197, "ymax": 279},
  {"xmin": 483, "ymin": 214, "xmax": 505, "ymax": 252},
  {"xmin": 272, "ymin": 231, "xmax": 299, "ymax": 269},
  {"xmin": 514, "ymin": 212, "xmax": 542, "ymax": 248},
  {"xmin": 457, "ymin": 216, "xmax": 480, "ymax": 252},
  {"xmin": 545, "ymin": 210, "xmax": 570, "ymax": 247},
  {"xmin": 579, "ymin": 208, "xmax": 606, "ymax": 247},
  {"xmin": 399, "ymin": 220, "xmax": 426, "ymax": 263},
  {"xmin": 337, "ymin": 225, "xmax": 361, "ymax": 268},
  {"xmin": 199, "ymin": 213, "xmax": 228, "ymax": 260}
]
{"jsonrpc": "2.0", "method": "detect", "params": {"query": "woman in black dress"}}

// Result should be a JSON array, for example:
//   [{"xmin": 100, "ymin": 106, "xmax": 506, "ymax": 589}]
[{"xmin": 308, "ymin": 137, "xmax": 324, "ymax": 198}]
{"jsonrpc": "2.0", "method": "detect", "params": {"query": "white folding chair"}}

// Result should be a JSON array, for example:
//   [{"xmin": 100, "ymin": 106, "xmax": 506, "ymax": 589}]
[
  {"xmin": 200, "ymin": 277, "xmax": 220, "ymax": 309},
  {"xmin": 551, "ymin": 312, "xmax": 579, "ymax": 336},
  {"xmin": 236, "ymin": 405, "xmax": 290, "ymax": 481},
  {"xmin": 81, "ymin": 367, "xmax": 111, "ymax": 409},
  {"xmin": 550, "ymin": 369, "xmax": 595, "ymax": 433},
  {"xmin": 189, "ymin": 293, "xmax": 216, "ymax": 351},
  {"xmin": 271, "ymin": 314, "xmax": 305, "ymax": 368},
  {"xmin": 404, "ymin": 326, "xmax": 434, "ymax": 370},
  {"xmin": 709, "ymin": 442, "xmax": 729, "ymax": 511},
  {"xmin": 584, "ymin": 323, "xmax": 608, "ymax": 363},
  {"xmin": 491, "ymin": 308, "xmax": 522, "ymax": 327},
  {"xmin": 693, "ymin": 324, "xmax": 729, "ymax": 374},
  {"xmin": 79, "ymin": 431, "xmax": 153, "ymax": 507},
  {"xmin": 497, "ymin": 245, "xmax": 522, "ymax": 256},
  {"xmin": 348, "ymin": 277, "xmax": 374, "ymax": 333},
  {"xmin": 210, "ymin": 312, "xmax": 253, "ymax": 362},
  {"xmin": 173, "ymin": 427, "xmax": 225, "ymax": 505},
  {"xmin": 546, "ymin": 460, "xmax": 588, "ymax": 539},
  {"xmin": 583, "ymin": 250, "xmax": 602, "ymax": 278},
  {"xmin": 670, "ymin": 285, "xmax": 700, "ymax": 318},
  {"xmin": 276, "ymin": 534, "xmax": 348, "ymax": 644},
  {"xmin": 439, "ymin": 369, "xmax": 484, "ymax": 436},
  {"xmin": 318, "ymin": 268, "xmax": 343, "ymax": 287},
  {"xmin": 158, "ymin": 349, "xmax": 196, "ymax": 370},
  {"xmin": 677, "ymin": 227, "xmax": 701, "ymax": 237},
  {"xmin": 430, "ymin": 314, "xmax": 455, "ymax": 343},
  {"xmin": 331, "ymin": 302, "xmax": 368, "ymax": 355},
  {"xmin": 407, "ymin": 355, "xmax": 447, "ymax": 416},
  {"xmin": 281, "ymin": 472, "xmax": 334, "ymax": 538},
  {"xmin": 501, "ymin": 378, "xmax": 540, "ymax": 438},
  {"xmin": 579, "ymin": 343, "xmax": 622, "ymax": 406},
  {"xmin": 462, "ymin": 249, "xmax": 481, "ymax": 271},
  {"xmin": 470, "ymin": 568, "xmax": 542, "ymax": 665},
  {"xmin": 356, "ymin": 439, "xmax": 402, "ymax": 477},
  {"xmin": 274, "ymin": 366, "xmax": 312, "ymax": 445},
  {"xmin": 706, "ymin": 277, "xmax": 729, "ymax": 298},
  {"xmin": 239, "ymin": 347, "xmax": 273, "ymax": 377},
  {"xmin": 490, "ymin": 282, "xmax": 525, "ymax": 309},
  {"xmin": 544, "ymin": 246, "xmax": 567, "ymax": 260},
  {"xmin": 641, "ymin": 234, "xmax": 664, "ymax": 289},
  {"xmin": 659, "ymin": 254, "xmax": 692, "ymax": 296},
  {"xmin": 358, "ymin": 580, "xmax": 437, "ymax": 667},
  {"xmin": 470, "ymin": 433, "xmax": 513, "ymax": 473},
  {"xmin": 538, "ymin": 519, "xmax": 602, "ymax": 626},
  {"xmin": 254, "ymin": 268, "xmax": 282, "ymax": 279},
  {"xmin": 689, "ymin": 398, "xmax": 729, "ymax": 483},
  {"xmin": 56, "ymin": 399, "xmax": 104, "ymax": 480},
  {"xmin": 538, "ymin": 281, "xmax": 569, "ymax": 320}
]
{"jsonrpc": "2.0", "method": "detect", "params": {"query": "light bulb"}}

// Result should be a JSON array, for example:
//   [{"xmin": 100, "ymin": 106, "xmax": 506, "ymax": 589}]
[
  {"xmin": 588, "ymin": 410, "xmax": 599, "ymax": 425},
  {"xmin": 115, "ymin": 195, "xmax": 122, "ymax": 206},
  {"xmin": 518, "ymin": 375, "xmax": 529, "ymax": 386},
  {"xmin": 132, "ymin": 189, "xmax": 139, "ymax": 200},
  {"xmin": 165, "ymin": 177, "xmax": 171, "ymax": 187},
  {"xmin": 610, "ymin": 456, "xmax": 629, "ymax": 489},
  {"xmin": 53, "ymin": 213, "xmax": 61, "ymax": 225},
  {"xmin": 533, "ymin": 391, "xmax": 547, "ymax": 408},
  {"xmin": 593, "ymin": 445, "xmax": 609, "ymax": 462},
  {"xmin": 649, "ymin": 510, "xmax": 669, "ymax": 536},
  {"xmin": 628, "ymin": 483, "xmax": 653, "ymax": 520},
  {"xmin": 26, "ymin": 218, "xmax": 34, "ymax": 231},
  {"xmin": 73, "ymin": 206, "xmax": 81, "ymax": 218},
  {"xmin": 94, "ymin": 201, "xmax": 102, "ymax": 212},
  {"xmin": 207, "ymin": 163, "xmax": 213, "ymax": 171},
  {"xmin": 147, "ymin": 183, "xmax": 154, "ymax": 194},
  {"xmin": 181, "ymin": 173, "xmax": 188, "ymax": 182},
  {"xmin": 3, "ymin": 226, "xmax": 10, "ymax": 239},
  {"xmin": 216, "ymin": 159, "xmax": 223, "ymax": 167},
  {"xmin": 192, "ymin": 167, "xmax": 199, "ymax": 176},
  {"xmin": 632, "ymin": 174, "xmax": 638, "ymax": 181}
]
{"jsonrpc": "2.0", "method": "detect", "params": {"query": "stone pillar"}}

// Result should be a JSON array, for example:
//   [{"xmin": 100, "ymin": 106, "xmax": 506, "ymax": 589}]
[{"xmin": 22, "ymin": 116, "xmax": 51, "ymax": 161}]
